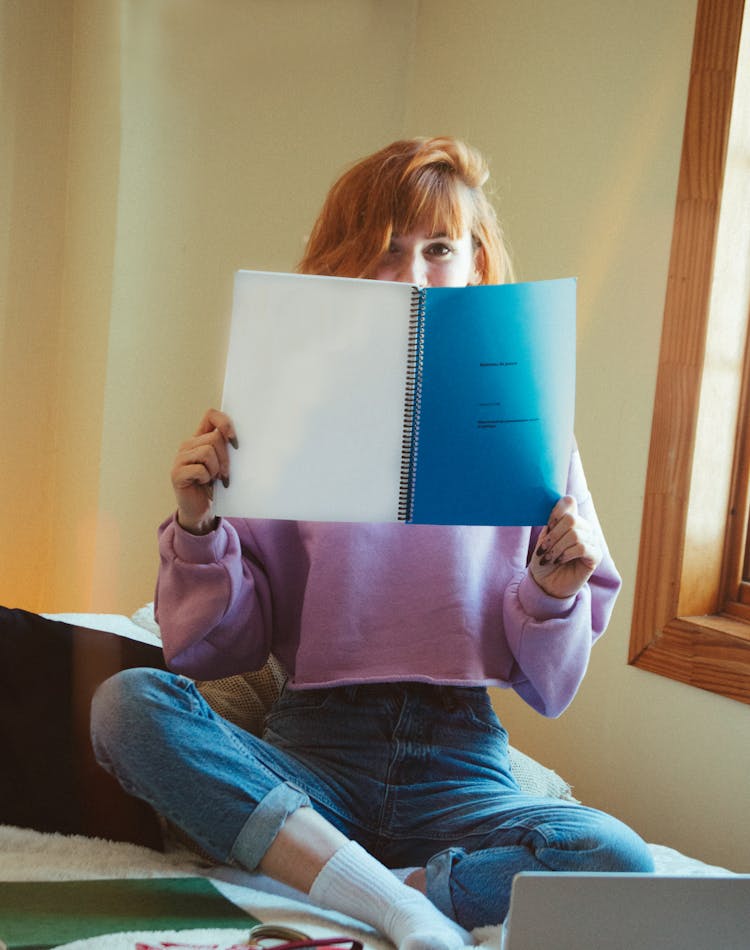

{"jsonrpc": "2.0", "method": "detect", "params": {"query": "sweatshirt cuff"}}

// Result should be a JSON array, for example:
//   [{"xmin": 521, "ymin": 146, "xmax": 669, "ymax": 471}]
[
  {"xmin": 167, "ymin": 513, "xmax": 230, "ymax": 564},
  {"xmin": 517, "ymin": 572, "xmax": 577, "ymax": 620}
]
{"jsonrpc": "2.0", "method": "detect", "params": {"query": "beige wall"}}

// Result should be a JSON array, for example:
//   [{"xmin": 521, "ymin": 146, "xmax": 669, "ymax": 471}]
[
  {"xmin": 1, "ymin": 0, "xmax": 73, "ymax": 607},
  {"xmin": 2, "ymin": 0, "xmax": 749, "ymax": 872}
]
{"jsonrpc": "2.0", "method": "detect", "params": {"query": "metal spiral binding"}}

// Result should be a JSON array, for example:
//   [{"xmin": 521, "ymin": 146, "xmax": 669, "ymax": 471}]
[{"xmin": 398, "ymin": 286, "xmax": 426, "ymax": 521}]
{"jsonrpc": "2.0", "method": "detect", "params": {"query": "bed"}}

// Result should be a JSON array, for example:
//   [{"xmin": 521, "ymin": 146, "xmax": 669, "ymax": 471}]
[{"xmin": 0, "ymin": 605, "xmax": 736, "ymax": 950}]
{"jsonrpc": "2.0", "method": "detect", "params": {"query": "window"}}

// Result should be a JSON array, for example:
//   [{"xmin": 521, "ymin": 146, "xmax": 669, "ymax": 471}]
[{"xmin": 629, "ymin": 0, "xmax": 750, "ymax": 704}]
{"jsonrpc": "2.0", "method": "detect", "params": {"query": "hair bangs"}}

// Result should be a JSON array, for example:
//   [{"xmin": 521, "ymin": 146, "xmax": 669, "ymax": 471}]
[{"xmin": 391, "ymin": 166, "xmax": 472, "ymax": 242}]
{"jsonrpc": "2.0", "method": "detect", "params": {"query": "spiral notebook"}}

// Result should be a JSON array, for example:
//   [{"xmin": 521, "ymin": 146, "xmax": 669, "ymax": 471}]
[{"xmin": 215, "ymin": 270, "xmax": 576, "ymax": 526}]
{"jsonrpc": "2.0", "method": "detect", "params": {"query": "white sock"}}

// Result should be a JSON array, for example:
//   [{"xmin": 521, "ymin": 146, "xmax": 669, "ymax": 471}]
[{"xmin": 309, "ymin": 840, "xmax": 472, "ymax": 950}]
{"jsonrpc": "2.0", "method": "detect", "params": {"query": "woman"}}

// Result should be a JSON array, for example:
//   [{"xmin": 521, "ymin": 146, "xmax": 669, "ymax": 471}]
[{"xmin": 92, "ymin": 137, "xmax": 653, "ymax": 949}]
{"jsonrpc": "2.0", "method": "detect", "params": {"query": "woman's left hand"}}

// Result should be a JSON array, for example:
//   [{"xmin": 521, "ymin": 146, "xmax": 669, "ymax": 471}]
[{"xmin": 529, "ymin": 495, "xmax": 602, "ymax": 599}]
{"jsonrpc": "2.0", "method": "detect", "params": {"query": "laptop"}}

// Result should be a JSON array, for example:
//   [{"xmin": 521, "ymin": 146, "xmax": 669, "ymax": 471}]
[{"xmin": 501, "ymin": 872, "xmax": 750, "ymax": 950}]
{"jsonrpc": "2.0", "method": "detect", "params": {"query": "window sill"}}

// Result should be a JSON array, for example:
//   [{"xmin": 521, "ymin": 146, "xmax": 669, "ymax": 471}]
[{"xmin": 629, "ymin": 614, "xmax": 750, "ymax": 705}]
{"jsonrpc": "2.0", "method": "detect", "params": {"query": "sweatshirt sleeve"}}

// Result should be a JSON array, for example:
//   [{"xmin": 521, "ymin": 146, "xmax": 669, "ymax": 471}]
[
  {"xmin": 154, "ymin": 514, "xmax": 273, "ymax": 679},
  {"xmin": 502, "ymin": 447, "xmax": 621, "ymax": 718}
]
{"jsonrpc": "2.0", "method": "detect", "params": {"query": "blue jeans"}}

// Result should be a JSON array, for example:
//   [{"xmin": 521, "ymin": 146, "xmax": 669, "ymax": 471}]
[{"xmin": 91, "ymin": 670, "xmax": 654, "ymax": 928}]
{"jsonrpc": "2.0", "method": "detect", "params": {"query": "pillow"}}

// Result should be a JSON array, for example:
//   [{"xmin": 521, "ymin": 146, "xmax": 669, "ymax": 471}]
[
  {"xmin": 506, "ymin": 744, "xmax": 578, "ymax": 802},
  {"xmin": 130, "ymin": 601, "xmax": 161, "ymax": 639},
  {"xmin": 195, "ymin": 657, "xmax": 287, "ymax": 738}
]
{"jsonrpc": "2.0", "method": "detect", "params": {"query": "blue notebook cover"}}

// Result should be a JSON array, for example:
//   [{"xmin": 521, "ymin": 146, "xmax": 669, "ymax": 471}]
[
  {"xmin": 406, "ymin": 279, "xmax": 576, "ymax": 525},
  {"xmin": 216, "ymin": 271, "xmax": 576, "ymax": 527}
]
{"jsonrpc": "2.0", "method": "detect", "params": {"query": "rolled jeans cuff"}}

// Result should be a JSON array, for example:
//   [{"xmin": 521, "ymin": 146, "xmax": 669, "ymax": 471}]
[
  {"xmin": 230, "ymin": 781, "xmax": 311, "ymax": 870},
  {"xmin": 426, "ymin": 846, "xmax": 463, "ymax": 920}
]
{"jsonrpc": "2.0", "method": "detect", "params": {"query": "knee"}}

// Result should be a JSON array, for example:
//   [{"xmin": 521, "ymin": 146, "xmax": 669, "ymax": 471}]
[
  {"xmin": 537, "ymin": 806, "xmax": 654, "ymax": 874},
  {"xmin": 90, "ymin": 667, "xmax": 176, "ymax": 763},
  {"xmin": 91, "ymin": 667, "xmax": 164, "ymax": 728},
  {"xmin": 605, "ymin": 828, "xmax": 654, "ymax": 873},
  {"xmin": 581, "ymin": 812, "xmax": 655, "ymax": 873}
]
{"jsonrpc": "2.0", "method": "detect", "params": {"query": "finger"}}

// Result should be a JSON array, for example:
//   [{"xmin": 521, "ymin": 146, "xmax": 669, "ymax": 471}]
[
  {"xmin": 541, "ymin": 495, "xmax": 583, "ymax": 549},
  {"xmin": 544, "ymin": 519, "xmax": 588, "ymax": 560},
  {"xmin": 546, "ymin": 517, "xmax": 602, "ymax": 569},
  {"xmin": 172, "ymin": 442, "xmax": 222, "ymax": 487},
  {"xmin": 545, "ymin": 494, "xmax": 577, "ymax": 530},
  {"xmin": 539, "ymin": 516, "xmax": 596, "ymax": 566},
  {"xmin": 195, "ymin": 408, "xmax": 239, "ymax": 449},
  {"xmin": 537, "ymin": 513, "xmax": 576, "ymax": 561},
  {"xmin": 552, "ymin": 538, "xmax": 601, "ymax": 570},
  {"xmin": 180, "ymin": 430, "xmax": 232, "ymax": 485},
  {"xmin": 536, "ymin": 497, "xmax": 573, "ymax": 557},
  {"xmin": 203, "ymin": 428, "xmax": 232, "ymax": 484},
  {"xmin": 172, "ymin": 461, "xmax": 217, "ymax": 491},
  {"xmin": 534, "ymin": 524, "xmax": 551, "ymax": 560}
]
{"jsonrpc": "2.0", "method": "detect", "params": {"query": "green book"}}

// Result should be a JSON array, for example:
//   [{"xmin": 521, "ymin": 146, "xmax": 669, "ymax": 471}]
[{"xmin": 0, "ymin": 877, "xmax": 259, "ymax": 950}]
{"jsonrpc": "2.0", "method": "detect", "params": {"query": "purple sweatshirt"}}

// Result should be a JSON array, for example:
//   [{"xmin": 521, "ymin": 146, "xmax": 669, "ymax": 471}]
[{"xmin": 155, "ymin": 446, "xmax": 620, "ymax": 718}]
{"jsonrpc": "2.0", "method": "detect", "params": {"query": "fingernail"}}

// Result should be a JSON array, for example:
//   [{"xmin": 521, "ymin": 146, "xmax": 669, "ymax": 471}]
[
  {"xmin": 221, "ymin": 476, "xmax": 230, "ymax": 489},
  {"xmin": 536, "ymin": 545, "xmax": 546, "ymax": 557},
  {"xmin": 539, "ymin": 556, "xmax": 549, "ymax": 566},
  {"xmin": 229, "ymin": 435, "xmax": 239, "ymax": 450}
]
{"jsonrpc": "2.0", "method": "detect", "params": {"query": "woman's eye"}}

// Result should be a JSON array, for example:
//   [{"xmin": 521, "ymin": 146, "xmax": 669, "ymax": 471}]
[{"xmin": 427, "ymin": 243, "xmax": 452, "ymax": 257}]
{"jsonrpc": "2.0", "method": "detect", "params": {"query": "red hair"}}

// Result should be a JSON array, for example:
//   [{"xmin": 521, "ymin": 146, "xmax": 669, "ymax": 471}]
[{"xmin": 297, "ymin": 137, "xmax": 514, "ymax": 285}]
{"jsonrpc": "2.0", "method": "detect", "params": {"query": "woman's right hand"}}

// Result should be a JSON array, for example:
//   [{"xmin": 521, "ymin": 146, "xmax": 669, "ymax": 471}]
[{"xmin": 170, "ymin": 408, "xmax": 239, "ymax": 534}]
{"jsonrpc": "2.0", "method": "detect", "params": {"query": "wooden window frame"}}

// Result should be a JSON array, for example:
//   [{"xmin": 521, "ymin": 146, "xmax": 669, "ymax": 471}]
[{"xmin": 629, "ymin": 0, "xmax": 750, "ymax": 704}]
